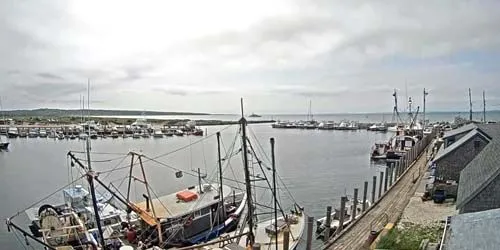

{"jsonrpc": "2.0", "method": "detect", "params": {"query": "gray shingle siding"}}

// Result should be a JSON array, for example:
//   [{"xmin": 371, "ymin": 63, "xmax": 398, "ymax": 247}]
[
  {"xmin": 435, "ymin": 134, "xmax": 488, "ymax": 182},
  {"xmin": 460, "ymin": 176, "xmax": 500, "ymax": 213}
]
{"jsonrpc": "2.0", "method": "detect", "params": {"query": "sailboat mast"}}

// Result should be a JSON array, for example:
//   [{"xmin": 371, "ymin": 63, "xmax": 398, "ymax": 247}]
[
  {"xmin": 84, "ymin": 80, "xmax": 106, "ymax": 248},
  {"xmin": 270, "ymin": 138, "xmax": 278, "ymax": 250},
  {"xmin": 216, "ymin": 132, "xmax": 225, "ymax": 219},
  {"xmin": 239, "ymin": 98, "xmax": 255, "ymax": 246},
  {"xmin": 469, "ymin": 88, "xmax": 473, "ymax": 121}
]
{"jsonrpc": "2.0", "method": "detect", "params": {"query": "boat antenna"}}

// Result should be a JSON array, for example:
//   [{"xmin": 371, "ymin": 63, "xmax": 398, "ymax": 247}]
[
  {"xmin": 483, "ymin": 90, "xmax": 486, "ymax": 123},
  {"xmin": 84, "ymin": 79, "xmax": 106, "ymax": 248},
  {"xmin": 216, "ymin": 132, "xmax": 226, "ymax": 222},
  {"xmin": 270, "ymin": 138, "xmax": 278, "ymax": 250},
  {"xmin": 469, "ymin": 88, "xmax": 473, "ymax": 121},
  {"xmin": 240, "ymin": 98, "xmax": 255, "ymax": 246}
]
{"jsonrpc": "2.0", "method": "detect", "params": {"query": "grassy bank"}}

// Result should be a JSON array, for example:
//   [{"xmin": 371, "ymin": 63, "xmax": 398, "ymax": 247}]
[{"xmin": 376, "ymin": 222, "xmax": 443, "ymax": 250}]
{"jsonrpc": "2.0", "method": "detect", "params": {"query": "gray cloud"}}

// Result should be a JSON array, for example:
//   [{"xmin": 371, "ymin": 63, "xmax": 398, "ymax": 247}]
[
  {"xmin": 36, "ymin": 72, "xmax": 64, "ymax": 80},
  {"xmin": 0, "ymin": 0, "xmax": 499, "ymax": 113}
]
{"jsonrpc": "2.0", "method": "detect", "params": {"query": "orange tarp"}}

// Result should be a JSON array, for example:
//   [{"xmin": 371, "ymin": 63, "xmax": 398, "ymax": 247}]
[{"xmin": 176, "ymin": 190, "xmax": 198, "ymax": 202}]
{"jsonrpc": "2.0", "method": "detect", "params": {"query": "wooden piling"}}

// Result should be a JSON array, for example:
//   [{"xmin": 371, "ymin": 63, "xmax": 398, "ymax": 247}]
[
  {"xmin": 352, "ymin": 188, "xmax": 359, "ymax": 220},
  {"xmin": 384, "ymin": 167, "xmax": 388, "ymax": 192},
  {"xmin": 362, "ymin": 181, "xmax": 368, "ymax": 212},
  {"xmin": 372, "ymin": 176, "xmax": 377, "ymax": 204},
  {"xmin": 324, "ymin": 206, "xmax": 332, "ymax": 241},
  {"xmin": 388, "ymin": 163, "xmax": 393, "ymax": 187},
  {"xmin": 378, "ymin": 172, "xmax": 383, "ymax": 199},
  {"xmin": 306, "ymin": 216, "xmax": 314, "ymax": 250},
  {"xmin": 336, "ymin": 196, "xmax": 347, "ymax": 235}
]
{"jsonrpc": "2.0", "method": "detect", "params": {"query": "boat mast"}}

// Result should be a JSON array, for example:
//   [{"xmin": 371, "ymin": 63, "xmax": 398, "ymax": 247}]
[
  {"xmin": 84, "ymin": 79, "xmax": 106, "ymax": 248},
  {"xmin": 483, "ymin": 90, "xmax": 486, "ymax": 123},
  {"xmin": 469, "ymin": 88, "xmax": 473, "ymax": 121},
  {"xmin": 423, "ymin": 88, "xmax": 428, "ymax": 128},
  {"xmin": 216, "ymin": 132, "xmax": 225, "ymax": 221},
  {"xmin": 270, "ymin": 138, "xmax": 278, "ymax": 250},
  {"xmin": 239, "ymin": 98, "xmax": 255, "ymax": 246}
]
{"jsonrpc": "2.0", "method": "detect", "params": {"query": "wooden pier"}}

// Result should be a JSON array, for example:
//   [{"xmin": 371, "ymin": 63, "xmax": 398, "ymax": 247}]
[{"xmin": 322, "ymin": 132, "xmax": 435, "ymax": 250}]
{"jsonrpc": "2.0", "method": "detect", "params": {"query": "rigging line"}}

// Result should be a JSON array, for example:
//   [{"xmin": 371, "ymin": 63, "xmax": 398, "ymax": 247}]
[
  {"xmin": 248, "ymin": 128, "xmax": 299, "ymax": 205},
  {"xmin": 8, "ymin": 175, "xmax": 86, "ymax": 220},
  {"xmin": 97, "ymin": 165, "xmax": 134, "ymax": 174},
  {"xmin": 12, "ymin": 229, "xmax": 29, "ymax": 250},
  {"xmin": 140, "ymin": 156, "xmax": 202, "ymax": 178},
  {"xmin": 100, "ymin": 154, "xmax": 133, "ymax": 181},
  {"xmin": 70, "ymin": 151, "xmax": 128, "ymax": 156},
  {"xmin": 220, "ymin": 130, "xmax": 242, "ymax": 190},
  {"xmin": 73, "ymin": 157, "xmax": 125, "ymax": 163}
]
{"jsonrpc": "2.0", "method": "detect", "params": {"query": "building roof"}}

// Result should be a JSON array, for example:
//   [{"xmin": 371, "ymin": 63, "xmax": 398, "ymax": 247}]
[
  {"xmin": 443, "ymin": 123, "xmax": 477, "ymax": 139},
  {"xmin": 445, "ymin": 208, "xmax": 500, "ymax": 250},
  {"xmin": 457, "ymin": 139, "xmax": 500, "ymax": 208},
  {"xmin": 433, "ymin": 129, "xmax": 490, "ymax": 163}
]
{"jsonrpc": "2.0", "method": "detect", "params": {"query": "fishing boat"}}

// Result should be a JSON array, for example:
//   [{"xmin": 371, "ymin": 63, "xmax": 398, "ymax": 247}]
[
  {"xmin": 28, "ymin": 129, "xmax": 39, "ymax": 138},
  {"xmin": 192, "ymin": 128, "xmax": 204, "ymax": 136},
  {"xmin": 197, "ymin": 100, "xmax": 306, "ymax": 250},
  {"xmin": 153, "ymin": 130, "xmax": 164, "ymax": 138},
  {"xmin": 18, "ymin": 130, "xmax": 28, "ymax": 138},
  {"xmin": 368, "ymin": 123, "xmax": 388, "ymax": 132},
  {"xmin": 316, "ymin": 199, "xmax": 372, "ymax": 238},
  {"xmin": 336, "ymin": 121, "xmax": 349, "ymax": 130},
  {"xmin": 79, "ymin": 132, "xmax": 88, "ymax": 140},
  {"xmin": 39, "ymin": 129, "xmax": 47, "ymax": 138},
  {"xmin": 48, "ymin": 130, "xmax": 57, "ymax": 139},
  {"xmin": 111, "ymin": 131, "xmax": 120, "ymax": 138},
  {"xmin": 271, "ymin": 121, "xmax": 288, "ymax": 128},
  {"xmin": 70, "ymin": 134, "xmax": 77, "ymax": 140},
  {"xmin": 141, "ymin": 130, "xmax": 151, "ymax": 138},
  {"xmin": 318, "ymin": 121, "xmax": 335, "ymax": 130},
  {"xmin": 249, "ymin": 113, "xmax": 261, "ymax": 118},
  {"xmin": 132, "ymin": 131, "xmax": 141, "ymax": 138},
  {"xmin": 7, "ymin": 127, "xmax": 18, "ymax": 138},
  {"xmin": 89, "ymin": 130, "xmax": 98, "ymax": 139},
  {"xmin": 174, "ymin": 129, "xmax": 185, "ymax": 136},
  {"xmin": 371, "ymin": 143, "xmax": 389, "ymax": 160}
]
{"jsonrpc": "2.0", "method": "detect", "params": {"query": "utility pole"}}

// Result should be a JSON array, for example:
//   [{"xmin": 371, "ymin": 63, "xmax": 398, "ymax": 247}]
[
  {"xmin": 469, "ymin": 88, "xmax": 473, "ymax": 122},
  {"xmin": 483, "ymin": 90, "xmax": 486, "ymax": 123}
]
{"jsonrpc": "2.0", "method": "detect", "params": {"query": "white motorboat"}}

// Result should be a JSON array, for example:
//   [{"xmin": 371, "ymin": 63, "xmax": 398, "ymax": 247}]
[{"xmin": 316, "ymin": 200, "xmax": 372, "ymax": 237}]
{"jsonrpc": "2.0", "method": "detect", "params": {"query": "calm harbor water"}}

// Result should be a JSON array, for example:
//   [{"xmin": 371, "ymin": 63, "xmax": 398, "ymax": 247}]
[
  {"xmin": 95, "ymin": 111, "xmax": 500, "ymax": 123},
  {"xmin": 0, "ymin": 124, "xmax": 393, "ymax": 249}
]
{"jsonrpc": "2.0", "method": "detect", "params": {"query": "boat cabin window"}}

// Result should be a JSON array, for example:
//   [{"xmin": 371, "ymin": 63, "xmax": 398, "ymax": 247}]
[
  {"xmin": 103, "ymin": 215, "xmax": 121, "ymax": 226},
  {"xmin": 201, "ymin": 206, "xmax": 211, "ymax": 215}
]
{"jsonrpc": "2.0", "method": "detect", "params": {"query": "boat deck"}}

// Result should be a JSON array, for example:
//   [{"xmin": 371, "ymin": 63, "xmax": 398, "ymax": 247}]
[{"xmin": 134, "ymin": 184, "xmax": 232, "ymax": 219}]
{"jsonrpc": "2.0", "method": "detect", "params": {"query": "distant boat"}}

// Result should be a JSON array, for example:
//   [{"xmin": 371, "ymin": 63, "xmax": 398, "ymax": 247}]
[
  {"xmin": 153, "ymin": 130, "xmax": 164, "ymax": 138},
  {"xmin": 39, "ymin": 129, "xmax": 47, "ymax": 138},
  {"xmin": 7, "ymin": 127, "xmax": 18, "ymax": 138},
  {"xmin": 249, "ymin": 113, "xmax": 261, "ymax": 118}
]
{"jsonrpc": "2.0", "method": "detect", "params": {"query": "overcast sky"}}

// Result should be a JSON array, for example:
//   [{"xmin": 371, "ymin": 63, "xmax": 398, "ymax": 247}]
[{"xmin": 1, "ymin": 0, "xmax": 499, "ymax": 114}]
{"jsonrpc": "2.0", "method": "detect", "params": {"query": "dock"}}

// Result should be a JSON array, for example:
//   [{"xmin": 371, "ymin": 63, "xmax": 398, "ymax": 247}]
[{"xmin": 322, "ymin": 132, "xmax": 435, "ymax": 250}]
